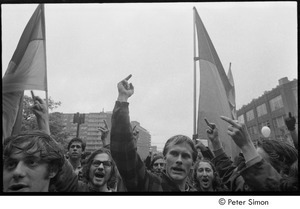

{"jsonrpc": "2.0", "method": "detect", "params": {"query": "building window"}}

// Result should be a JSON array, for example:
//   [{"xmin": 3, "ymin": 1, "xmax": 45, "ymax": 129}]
[
  {"xmin": 293, "ymin": 88, "xmax": 297, "ymax": 107},
  {"xmin": 246, "ymin": 109, "xmax": 254, "ymax": 121},
  {"xmin": 273, "ymin": 116, "xmax": 285, "ymax": 128},
  {"xmin": 248, "ymin": 125, "xmax": 258, "ymax": 135},
  {"xmin": 259, "ymin": 121, "xmax": 270, "ymax": 131},
  {"xmin": 269, "ymin": 95, "xmax": 283, "ymax": 111},
  {"xmin": 249, "ymin": 126, "xmax": 253, "ymax": 135},
  {"xmin": 256, "ymin": 103, "xmax": 267, "ymax": 117},
  {"xmin": 253, "ymin": 125, "xmax": 258, "ymax": 134},
  {"xmin": 238, "ymin": 115, "xmax": 245, "ymax": 124}
]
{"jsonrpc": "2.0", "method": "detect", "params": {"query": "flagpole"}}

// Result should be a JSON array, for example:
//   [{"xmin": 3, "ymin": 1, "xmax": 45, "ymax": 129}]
[
  {"xmin": 41, "ymin": 4, "xmax": 49, "ymax": 115},
  {"xmin": 193, "ymin": 8, "xmax": 197, "ymax": 136}
]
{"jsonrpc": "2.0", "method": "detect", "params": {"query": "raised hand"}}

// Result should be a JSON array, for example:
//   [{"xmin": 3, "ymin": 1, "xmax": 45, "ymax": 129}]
[
  {"xmin": 132, "ymin": 125, "xmax": 139, "ymax": 147},
  {"xmin": 99, "ymin": 120, "xmax": 110, "ymax": 141},
  {"xmin": 204, "ymin": 118, "xmax": 221, "ymax": 150},
  {"xmin": 220, "ymin": 116, "xmax": 258, "ymax": 161},
  {"xmin": 205, "ymin": 118, "xmax": 218, "ymax": 141},
  {"xmin": 117, "ymin": 74, "xmax": 134, "ymax": 102},
  {"xmin": 285, "ymin": 112, "xmax": 296, "ymax": 131},
  {"xmin": 31, "ymin": 94, "xmax": 48, "ymax": 118},
  {"xmin": 220, "ymin": 116, "xmax": 252, "ymax": 149},
  {"xmin": 30, "ymin": 91, "xmax": 50, "ymax": 134}
]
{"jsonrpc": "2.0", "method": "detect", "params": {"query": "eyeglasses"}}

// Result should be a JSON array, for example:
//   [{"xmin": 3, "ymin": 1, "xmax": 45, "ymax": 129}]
[
  {"xmin": 92, "ymin": 160, "xmax": 112, "ymax": 168},
  {"xmin": 70, "ymin": 145, "xmax": 82, "ymax": 149},
  {"xmin": 153, "ymin": 163, "xmax": 165, "ymax": 167}
]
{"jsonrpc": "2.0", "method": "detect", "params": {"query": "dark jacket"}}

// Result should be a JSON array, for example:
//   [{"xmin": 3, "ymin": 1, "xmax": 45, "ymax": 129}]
[
  {"xmin": 49, "ymin": 159, "xmax": 79, "ymax": 192},
  {"xmin": 212, "ymin": 148, "xmax": 282, "ymax": 191},
  {"xmin": 110, "ymin": 101, "xmax": 196, "ymax": 192}
]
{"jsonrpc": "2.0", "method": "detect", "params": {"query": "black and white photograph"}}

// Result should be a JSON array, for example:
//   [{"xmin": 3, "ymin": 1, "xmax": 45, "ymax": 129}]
[{"xmin": 1, "ymin": 1, "xmax": 298, "ymax": 207}]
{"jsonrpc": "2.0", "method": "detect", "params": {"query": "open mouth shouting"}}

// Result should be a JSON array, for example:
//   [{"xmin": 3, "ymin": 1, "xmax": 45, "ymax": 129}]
[
  {"xmin": 94, "ymin": 172, "xmax": 105, "ymax": 181},
  {"xmin": 171, "ymin": 167, "xmax": 185, "ymax": 174},
  {"xmin": 8, "ymin": 184, "xmax": 29, "ymax": 192},
  {"xmin": 200, "ymin": 177, "xmax": 211, "ymax": 188}
]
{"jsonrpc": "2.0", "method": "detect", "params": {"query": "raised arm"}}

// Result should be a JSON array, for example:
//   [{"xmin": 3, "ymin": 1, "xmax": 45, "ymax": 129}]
[
  {"xmin": 30, "ymin": 93, "xmax": 79, "ymax": 192},
  {"xmin": 31, "ymin": 93, "xmax": 50, "ymax": 134},
  {"xmin": 110, "ymin": 75, "xmax": 148, "ymax": 191},
  {"xmin": 285, "ymin": 112, "xmax": 298, "ymax": 149},
  {"xmin": 99, "ymin": 119, "xmax": 110, "ymax": 148},
  {"xmin": 205, "ymin": 118, "xmax": 237, "ymax": 187},
  {"xmin": 220, "ymin": 116, "xmax": 258, "ymax": 162},
  {"xmin": 220, "ymin": 116, "xmax": 281, "ymax": 191}
]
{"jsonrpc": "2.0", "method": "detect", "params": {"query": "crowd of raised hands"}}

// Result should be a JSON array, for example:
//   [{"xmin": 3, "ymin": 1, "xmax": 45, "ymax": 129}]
[{"xmin": 2, "ymin": 75, "xmax": 298, "ymax": 192}]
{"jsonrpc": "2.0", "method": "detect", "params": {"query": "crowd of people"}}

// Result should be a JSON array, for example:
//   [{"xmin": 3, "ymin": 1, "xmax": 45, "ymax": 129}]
[{"xmin": 2, "ymin": 75, "xmax": 298, "ymax": 193}]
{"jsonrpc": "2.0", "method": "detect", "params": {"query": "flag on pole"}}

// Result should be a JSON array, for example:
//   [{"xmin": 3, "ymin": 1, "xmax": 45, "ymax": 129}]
[
  {"xmin": 227, "ymin": 63, "xmax": 237, "ymax": 120},
  {"xmin": 2, "ymin": 4, "xmax": 47, "ymax": 140},
  {"xmin": 3, "ymin": 4, "xmax": 47, "ymax": 93},
  {"xmin": 193, "ymin": 7, "xmax": 239, "ymax": 159}
]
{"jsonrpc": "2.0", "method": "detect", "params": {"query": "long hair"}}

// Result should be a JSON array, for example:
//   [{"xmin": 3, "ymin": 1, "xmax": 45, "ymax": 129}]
[
  {"xmin": 3, "ymin": 131, "xmax": 65, "ymax": 177},
  {"xmin": 81, "ymin": 148, "xmax": 117, "ymax": 188},
  {"xmin": 280, "ymin": 160, "xmax": 298, "ymax": 191},
  {"xmin": 257, "ymin": 138, "xmax": 298, "ymax": 175},
  {"xmin": 193, "ymin": 158, "xmax": 228, "ymax": 191}
]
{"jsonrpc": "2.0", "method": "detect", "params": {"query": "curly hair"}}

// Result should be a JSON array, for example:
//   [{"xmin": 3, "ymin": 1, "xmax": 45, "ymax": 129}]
[
  {"xmin": 163, "ymin": 135, "xmax": 197, "ymax": 162},
  {"xmin": 3, "ymin": 131, "xmax": 65, "ymax": 178},
  {"xmin": 67, "ymin": 137, "xmax": 86, "ymax": 151},
  {"xmin": 81, "ymin": 148, "xmax": 117, "ymax": 189},
  {"xmin": 257, "ymin": 139, "xmax": 298, "ymax": 175},
  {"xmin": 193, "ymin": 158, "xmax": 228, "ymax": 191}
]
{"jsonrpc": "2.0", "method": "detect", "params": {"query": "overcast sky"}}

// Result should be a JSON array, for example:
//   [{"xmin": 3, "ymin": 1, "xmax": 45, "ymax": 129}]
[{"xmin": 2, "ymin": 2, "xmax": 297, "ymax": 151}]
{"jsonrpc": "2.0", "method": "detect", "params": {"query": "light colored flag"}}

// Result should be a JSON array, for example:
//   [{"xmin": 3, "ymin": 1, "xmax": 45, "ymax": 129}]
[
  {"xmin": 2, "ymin": 4, "xmax": 47, "ymax": 140},
  {"xmin": 194, "ymin": 7, "xmax": 240, "ymax": 159},
  {"xmin": 227, "ymin": 63, "xmax": 237, "ymax": 120}
]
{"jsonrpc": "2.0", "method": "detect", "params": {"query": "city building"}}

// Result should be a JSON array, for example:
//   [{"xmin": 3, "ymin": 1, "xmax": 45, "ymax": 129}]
[
  {"xmin": 62, "ymin": 113, "xmax": 151, "ymax": 156},
  {"xmin": 237, "ymin": 77, "xmax": 297, "ymax": 146},
  {"xmin": 150, "ymin": 145, "xmax": 157, "ymax": 153},
  {"xmin": 62, "ymin": 111, "xmax": 112, "ymax": 152}
]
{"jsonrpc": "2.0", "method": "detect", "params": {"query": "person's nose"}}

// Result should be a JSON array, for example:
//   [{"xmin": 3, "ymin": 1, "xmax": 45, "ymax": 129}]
[
  {"xmin": 175, "ymin": 155, "xmax": 183, "ymax": 164},
  {"xmin": 12, "ymin": 162, "xmax": 26, "ymax": 180},
  {"xmin": 203, "ymin": 170, "xmax": 208, "ymax": 177},
  {"xmin": 97, "ymin": 162, "xmax": 105, "ymax": 170}
]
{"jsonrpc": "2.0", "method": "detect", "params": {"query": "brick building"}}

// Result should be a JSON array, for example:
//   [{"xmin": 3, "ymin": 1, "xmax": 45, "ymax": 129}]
[{"xmin": 237, "ymin": 77, "xmax": 297, "ymax": 146}]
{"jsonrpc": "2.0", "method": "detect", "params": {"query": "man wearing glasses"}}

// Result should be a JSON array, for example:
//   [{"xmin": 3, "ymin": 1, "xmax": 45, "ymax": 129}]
[
  {"xmin": 78, "ymin": 148, "xmax": 126, "ymax": 192},
  {"xmin": 67, "ymin": 138, "xmax": 85, "ymax": 180}
]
